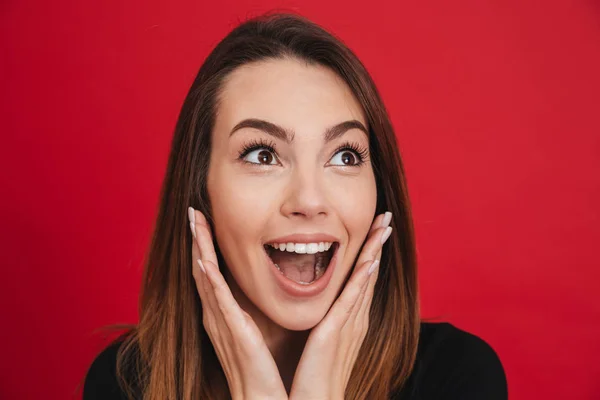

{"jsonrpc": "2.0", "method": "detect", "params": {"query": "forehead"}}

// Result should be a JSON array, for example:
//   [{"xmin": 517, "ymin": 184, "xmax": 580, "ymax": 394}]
[{"xmin": 216, "ymin": 57, "xmax": 367, "ymax": 134}]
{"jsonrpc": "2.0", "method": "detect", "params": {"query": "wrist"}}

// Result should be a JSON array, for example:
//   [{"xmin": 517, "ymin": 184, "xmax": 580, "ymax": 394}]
[
  {"xmin": 244, "ymin": 396, "xmax": 287, "ymax": 400},
  {"xmin": 289, "ymin": 395, "xmax": 338, "ymax": 400},
  {"xmin": 241, "ymin": 392, "xmax": 287, "ymax": 400}
]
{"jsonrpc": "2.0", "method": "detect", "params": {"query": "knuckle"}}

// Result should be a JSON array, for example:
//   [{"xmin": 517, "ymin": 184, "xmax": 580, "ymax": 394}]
[
  {"xmin": 218, "ymin": 303, "xmax": 229, "ymax": 317},
  {"xmin": 192, "ymin": 267, "xmax": 202, "ymax": 281},
  {"xmin": 359, "ymin": 326, "xmax": 368, "ymax": 342},
  {"xmin": 202, "ymin": 315, "xmax": 214, "ymax": 332},
  {"xmin": 198, "ymin": 224, "xmax": 214, "ymax": 240},
  {"xmin": 343, "ymin": 302, "xmax": 354, "ymax": 317},
  {"xmin": 353, "ymin": 324, "xmax": 363, "ymax": 338},
  {"xmin": 215, "ymin": 287, "xmax": 231, "ymax": 307}
]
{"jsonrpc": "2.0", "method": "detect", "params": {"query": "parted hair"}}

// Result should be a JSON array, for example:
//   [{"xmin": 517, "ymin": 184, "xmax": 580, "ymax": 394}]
[{"xmin": 91, "ymin": 11, "xmax": 420, "ymax": 400}]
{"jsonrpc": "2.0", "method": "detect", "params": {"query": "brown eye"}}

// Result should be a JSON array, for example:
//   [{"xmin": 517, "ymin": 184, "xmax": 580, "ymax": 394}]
[
  {"xmin": 257, "ymin": 150, "xmax": 274, "ymax": 164},
  {"xmin": 242, "ymin": 148, "xmax": 278, "ymax": 165},
  {"xmin": 341, "ymin": 151, "xmax": 357, "ymax": 165},
  {"xmin": 330, "ymin": 149, "xmax": 360, "ymax": 166}
]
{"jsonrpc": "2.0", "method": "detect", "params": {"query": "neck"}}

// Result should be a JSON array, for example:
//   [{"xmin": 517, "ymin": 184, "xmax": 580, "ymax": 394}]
[{"xmin": 225, "ymin": 269, "xmax": 310, "ymax": 394}]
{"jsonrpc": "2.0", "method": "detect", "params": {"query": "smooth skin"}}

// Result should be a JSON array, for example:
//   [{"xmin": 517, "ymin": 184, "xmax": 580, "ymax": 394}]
[
  {"xmin": 206, "ymin": 58, "xmax": 377, "ymax": 335},
  {"xmin": 190, "ymin": 208, "xmax": 392, "ymax": 399},
  {"xmin": 187, "ymin": 57, "xmax": 393, "ymax": 398}
]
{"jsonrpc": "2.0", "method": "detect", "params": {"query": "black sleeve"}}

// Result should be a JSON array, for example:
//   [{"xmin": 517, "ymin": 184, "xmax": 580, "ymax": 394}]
[
  {"xmin": 396, "ymin": 323, "xmax": 508, "ymax": 400},
  {"xmin": 83, "ymin": 342, "xmax": 128, "ymax": 400},
  {"xmin": 437, "ymin": 329, "xmax": 508, "ymax": 399}
]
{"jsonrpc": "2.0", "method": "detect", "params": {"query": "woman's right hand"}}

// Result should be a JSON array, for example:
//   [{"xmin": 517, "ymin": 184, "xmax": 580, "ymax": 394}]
[{"xmin": 188, "ymin": 207, "xmax": 288, "ymax": 400}]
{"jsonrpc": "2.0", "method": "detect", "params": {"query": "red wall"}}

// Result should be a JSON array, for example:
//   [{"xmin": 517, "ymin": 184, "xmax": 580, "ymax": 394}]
[{"xmin": 1, "ymin": 1, "xmax": 599, "ymax": 399}]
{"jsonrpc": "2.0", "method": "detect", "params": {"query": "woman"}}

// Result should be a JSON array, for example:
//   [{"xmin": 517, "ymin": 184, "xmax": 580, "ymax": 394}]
[{"xmin": 83, "ymin": 12, "xmax": 507, "ymax": 399}]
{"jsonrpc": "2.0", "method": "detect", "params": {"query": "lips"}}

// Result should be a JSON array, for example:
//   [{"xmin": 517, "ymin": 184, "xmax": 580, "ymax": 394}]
[{"xmin": 262, "ymin": 241, "xmax": 340, "ymax": 298}]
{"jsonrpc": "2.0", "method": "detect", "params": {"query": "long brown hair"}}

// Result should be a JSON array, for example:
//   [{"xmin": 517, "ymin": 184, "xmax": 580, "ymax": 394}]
[{"xmin": 94, "ymin": 11, "xmax": 420, "ymax": 399}]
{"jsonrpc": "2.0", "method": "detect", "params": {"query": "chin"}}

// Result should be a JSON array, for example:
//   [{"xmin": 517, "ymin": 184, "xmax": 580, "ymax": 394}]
[{"xmin": 264, "ymin": 301, "xmax": 332, "ymax": 331}]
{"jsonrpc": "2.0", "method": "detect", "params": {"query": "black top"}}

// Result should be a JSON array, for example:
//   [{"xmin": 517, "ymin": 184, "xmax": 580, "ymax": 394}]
[{"xmin": 83, "ymin": 322, "xmax": 507, "ymax": 399}]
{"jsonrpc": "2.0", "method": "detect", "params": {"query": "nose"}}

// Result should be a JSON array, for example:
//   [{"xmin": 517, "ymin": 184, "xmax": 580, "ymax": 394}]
[{"xmin": 280, "ymin": 166, "xmax": 330, "ymax": 220}]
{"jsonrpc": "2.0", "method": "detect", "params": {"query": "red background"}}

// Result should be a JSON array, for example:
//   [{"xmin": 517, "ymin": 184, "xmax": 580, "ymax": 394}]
[{"xmin": 1, "ymin": 1, "xmax": 599, "ymax": 399}]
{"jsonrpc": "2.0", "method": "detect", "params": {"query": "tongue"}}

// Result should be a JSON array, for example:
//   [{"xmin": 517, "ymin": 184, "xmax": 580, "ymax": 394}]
[{"xmin": 270, "ymin": 251, "xmax": 316, "ymax": 283}]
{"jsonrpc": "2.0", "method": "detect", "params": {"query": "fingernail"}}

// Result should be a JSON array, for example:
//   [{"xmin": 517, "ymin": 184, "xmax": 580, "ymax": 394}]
[
  {"xmin": 381, "ymin": 226, "xmax": 392, "ymax": 245},
  {"xmin": 188, "ymin": 206, "xmax": 195, "ymax": 224},
  {"xmin": 197, "ymin": 259, "xmax": 206, "ymax": 274},
  {"xmin": 381, "ymin": 211, "xmax": 392, "ymax": 228},
  {"xmin": 368, "ymin": 259, "xmax": 379, "ymax": 275},
  {"xmin": 188, "ymin": 207, "xmax": 197, "ymax": 238}
]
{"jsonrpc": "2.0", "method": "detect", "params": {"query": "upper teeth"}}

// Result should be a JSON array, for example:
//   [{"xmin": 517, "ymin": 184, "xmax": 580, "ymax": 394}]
[{"xmin": 267, "ymin": 242, "xmax": 333, "ymax": 254}]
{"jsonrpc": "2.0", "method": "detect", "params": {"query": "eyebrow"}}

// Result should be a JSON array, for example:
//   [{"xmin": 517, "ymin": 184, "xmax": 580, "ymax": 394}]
[{"xmin": 229, "ymin": 118, "xmax": 368, "ymax": 143}]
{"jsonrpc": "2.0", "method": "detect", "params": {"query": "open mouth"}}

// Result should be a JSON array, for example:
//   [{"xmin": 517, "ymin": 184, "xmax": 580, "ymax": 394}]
[{"xmin": 263, "ymin": 241, "xmax": 339, "ymax": 285}]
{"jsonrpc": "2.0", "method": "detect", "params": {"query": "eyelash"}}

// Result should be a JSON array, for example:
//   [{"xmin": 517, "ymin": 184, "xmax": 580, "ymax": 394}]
[
  {"xmin": 238, "ymin": 138, "xmax": 278, "ymax": 161},
  {"xmin": 237, "ymin": 139, "xmax": 369, "ymax": 166},
  {"xmin": 332, "ymin": 142, "xmax": 369, "ymax": 166}
]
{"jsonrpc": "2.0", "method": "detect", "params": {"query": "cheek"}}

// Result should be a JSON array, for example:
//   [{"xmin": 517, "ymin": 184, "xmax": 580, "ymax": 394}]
[
  {"xmin": 328, "ymin": 173, "xmax": 377, "ymax": 257},
  {"xmin": 331, "ymin": 171, "xmax": 377, "ymax": 220},
  {"xmin": 212, "ymin": 168, "xmax": 283, "ymax": 224},
  {"xmin": 207, "ymin": 167, "xmax": 276, "ymax": 263}
]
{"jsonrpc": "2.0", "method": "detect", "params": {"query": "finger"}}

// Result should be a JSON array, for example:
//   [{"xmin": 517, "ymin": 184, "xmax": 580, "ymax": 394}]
[
  {"xmin": 350, "ymin": 212, "xmax": 391, "ymax": 280},
  {"xmin": 197, "ymin": 260, "xmax": 222, "ymax": 323},
  {"xmin": 369, "ymin": 213, "xmax": 385, "ymax": 234},
  {"xmin": 369, "ymin": 211, "xmax": 392, "ymax": 235},
  {"xmin": 195, "ymin": 257, "xmax": 238, "ymax": 367},
  {"xmin": 344, "ymin": 259, "xmax": 380, "ymax": 377},
  {"xmin": 188, "ymin": 210, "xmax": 238, "ymax": 373},
  {"xmin": 202, "ymin": 260, "xmax": 248, "ymax": 330},
  {"xmin": 346, "ymin": 261, "xmax": 373, "ymax": 327},
  {"xmin": 188, "ymin": 210, "xmax": 213, "ymax": 308},
  {"xmin": 347, "ymin": 251, "xmax": 380, "ymax": 327},
  {"xmin": 324, "ymin": 259, "xmax": 376, "ymax": 327},
  {"xmin": 190, "ymin": 224, "xmax": 209, "ymax": 301},
  {"xmin": 190, "ymin": 239, "xmax": 220, "ymax": 327},
  {"xmin": 354, "ymin": 226, "xmax": 392, "ymax": 274},
  {"xmin": 187, "ymin": 212, "xmax": 224, "ymax": 329},
  {"xmin": 188, "ymin": 207, "xmax": 233, "ymax": 328},
  {"xmin": 355, "ymin": 255, "xmax": 379, "ymax": 325},
  {"xmin": 202, "ymin": 260, "xmax": 264, "ymax": 363},
  {"xmin": 338, "ymin": 266, "xmax": 372, "ymax": 385},
  {"xmin": 192, "ymin": 209, "xmax": 219, "ymax": 266}
]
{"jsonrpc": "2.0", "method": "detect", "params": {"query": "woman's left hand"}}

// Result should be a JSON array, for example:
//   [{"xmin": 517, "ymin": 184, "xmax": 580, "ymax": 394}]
[{"xmin": 288, "ymin": 212, "xmax": 393, "ymax": 400}]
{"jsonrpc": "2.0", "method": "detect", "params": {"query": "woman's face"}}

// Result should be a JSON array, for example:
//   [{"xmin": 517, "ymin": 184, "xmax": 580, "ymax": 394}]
[{"xmin": 207, "ymin": 58, "xmax": 377, "ymax": 331}]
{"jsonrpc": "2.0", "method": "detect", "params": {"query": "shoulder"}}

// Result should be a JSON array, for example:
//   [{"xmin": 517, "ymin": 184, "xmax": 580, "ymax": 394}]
[
  {"xmin": 83, "ymin": 340, "xmax": 131, "ymax": 400},
  {"xmin": 395, "ymin": 322, "xmax": 508, "ymax": 400}
]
